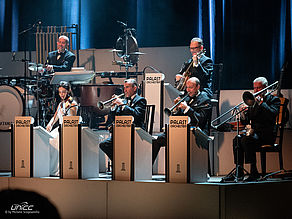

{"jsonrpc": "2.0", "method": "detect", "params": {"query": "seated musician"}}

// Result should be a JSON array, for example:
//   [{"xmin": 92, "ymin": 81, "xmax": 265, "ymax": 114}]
[
  {"xmin": 45, "ymin": 35, "xmax": 76, "ymax": 72},
  {"xmin": 221, "ymin": 77, "xmax": 280, "ymax": 182},
  {"xmin": 46, "ymin": 81, "xmax": 79, "ymax": 176},
  {"xmin": 99, "ymin": 79, "xmax": 147, "ymax": 161},
  {"xmin": 175, "ymin": 37, "xmax": 213, "ymax": 98},
  {"xmin": 152, "ymin": 77, "xmax": 212, "ymax": 164}
]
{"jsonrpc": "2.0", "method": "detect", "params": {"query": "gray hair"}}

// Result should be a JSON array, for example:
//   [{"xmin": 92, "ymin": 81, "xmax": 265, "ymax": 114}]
[
  {"xmin": 190, "ymin": 37, "xmax": 203, "ymax": 46},
  {"xmin": 253, "ymin": 77, "xmax": 268, "ymax": 87},
  {"xmin": 124, "ymin": 78, "xmax": 138, "ymax": 87},
  {"xmin": 187, "ymin": 77, "xmax": 200, "ymax": 86},
  {"xmin": 59, "ymin": 35, "xmax": 69, "ymax": 44}
]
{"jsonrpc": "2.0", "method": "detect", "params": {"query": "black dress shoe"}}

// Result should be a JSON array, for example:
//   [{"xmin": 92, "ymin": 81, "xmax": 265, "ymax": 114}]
[
  {"xmin": 244, "ymin": 172, "xmax": 261, "ymax": 182},
  {"xmin": 220, "ymin": 173, "xmax": 244, "ymax": 182}
]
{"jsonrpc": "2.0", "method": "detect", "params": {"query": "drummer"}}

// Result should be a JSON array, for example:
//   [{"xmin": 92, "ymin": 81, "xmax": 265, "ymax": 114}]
[{"xmin": 45, "ymin": 35, "xmax": 76, "ymax": 72}]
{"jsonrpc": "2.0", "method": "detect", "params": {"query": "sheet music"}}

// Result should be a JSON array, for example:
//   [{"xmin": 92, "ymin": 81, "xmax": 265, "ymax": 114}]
[
  {"xmin": 164, "ymin": 83, "xmax": 181, "ymax": 98},
  {"xmin": 33, "ymin": 126, "xmax": 54, "ymax": 138},
  {"xmin": 50, "ymin": 70, "xmax": 95, "ymax": 85}
]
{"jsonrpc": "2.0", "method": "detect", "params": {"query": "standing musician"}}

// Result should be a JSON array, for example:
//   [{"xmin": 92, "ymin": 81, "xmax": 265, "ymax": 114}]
[
  {"xmin": 152, "ymin": 77, "xmax": 212, "ymax": 164},
  {"xmin": 222, "ymin": 77, "xmax": 280, "ymax": 182},
  {"xmin": 46, "ymin": 81, "xmax": 79, "ymax": 176},
  {"xmin": 45, "ymin": 35, "xmax": 76, "ymax": 72},
  {"xmin": 175, "ymin": 37, "xmax": 213, "ymax": 98},
  {"xmin": 99, "ymin": 79, "xmax": 147, "ymax": 161}
]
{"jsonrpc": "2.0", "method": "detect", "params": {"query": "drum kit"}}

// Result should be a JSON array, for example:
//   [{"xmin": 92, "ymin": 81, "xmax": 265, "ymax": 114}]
[
  {"xmin": 0, "ymin": 64, "xmax": 55, "ymax": 130},
  {"xmin": 0, "ymin": 21, "xmax": 146, "ymax": 130}
]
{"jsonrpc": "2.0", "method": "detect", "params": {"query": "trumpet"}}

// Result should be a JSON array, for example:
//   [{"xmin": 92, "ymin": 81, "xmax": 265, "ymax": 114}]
[
  {"xmin": 211, "ymin": 81, "xmax": 279, "ymax": 129},
  {"xmin": 164, "ymin": 94, "xmax": 189, "ymax": 116},
  {"xmin": 97, "ymin": 93, "xmax": 125, "ymax": 110}
]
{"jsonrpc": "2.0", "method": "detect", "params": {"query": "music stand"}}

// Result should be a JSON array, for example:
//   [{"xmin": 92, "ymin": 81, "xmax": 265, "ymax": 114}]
[
  {"xmin": 220, "ymin": 107, "xmax": 249, "ymax": 182},
  {"xmin": 50, "ymin": 70, "xmax": 95, "ymax": 85}
]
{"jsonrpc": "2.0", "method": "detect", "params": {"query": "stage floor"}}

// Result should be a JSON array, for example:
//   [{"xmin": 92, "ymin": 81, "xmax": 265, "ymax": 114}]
[{"xmin": 1, "ymin": 172, "xmax": 292, "ymax": 219}]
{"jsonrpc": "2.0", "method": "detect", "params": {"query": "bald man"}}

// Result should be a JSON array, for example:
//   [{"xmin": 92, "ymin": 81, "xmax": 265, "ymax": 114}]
[
  {"xmin": 152, "ymin": 77, "xmax": 212, "ymax": 164},
  {"xmin": 46, "ymin": 35, "xmax": 76, "ymax": 72}
]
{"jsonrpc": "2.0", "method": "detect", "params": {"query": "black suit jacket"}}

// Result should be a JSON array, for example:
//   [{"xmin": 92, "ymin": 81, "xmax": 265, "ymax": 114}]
[
  {"xmin": 178, "ymin": 54, "xmax": 213, "ymax": 97},
  {"xmin": 174, "ymin": 91, "xmax": 212, "ymax": 133},
  {"xmin": 47, "ymin": 50, "xmax": 76, "ymax": 72},
  {"xmin": 109, "ymin": 94, "xmax": 147, "ymax": 130},
  {"xmin": 241, "ymin": 94, "xmax": 280, "ymax": 144}
]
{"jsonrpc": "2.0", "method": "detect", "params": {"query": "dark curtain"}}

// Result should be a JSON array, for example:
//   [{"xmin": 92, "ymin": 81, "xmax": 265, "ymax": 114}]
[{"xmin": 0, "ymin": 0, "xmax": 291, "ymax": 89}]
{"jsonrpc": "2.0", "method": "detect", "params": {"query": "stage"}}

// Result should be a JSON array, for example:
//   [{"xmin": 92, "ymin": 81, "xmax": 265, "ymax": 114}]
[{"xmin": 1, "ymin": 173, "xmax": 292, "ymax": 219}]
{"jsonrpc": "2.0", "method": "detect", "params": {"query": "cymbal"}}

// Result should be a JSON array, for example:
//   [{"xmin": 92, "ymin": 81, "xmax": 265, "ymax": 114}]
[
  {"xmin": 28, "ymin": 63, "xmax": 44, "ymax": 72},
  {"xmin": 28, "ymin": 62, "xmax": 43, "ymax": 67},
  {"xmin": 109, "ymin": 49, "xmax": 123, "ymax": 52},
  {"xmin": 129, "ymin": 52, "xmax": 146, "ymax": 55}
]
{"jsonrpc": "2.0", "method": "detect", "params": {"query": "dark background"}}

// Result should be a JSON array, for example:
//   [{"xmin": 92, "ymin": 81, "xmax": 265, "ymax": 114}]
[{"xmin": 0, "ymin": 0, "xmax": 291, "ymax": 90}]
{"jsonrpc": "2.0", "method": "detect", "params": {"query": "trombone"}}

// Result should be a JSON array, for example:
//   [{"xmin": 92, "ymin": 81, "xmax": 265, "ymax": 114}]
[
  {"xmin": 97, "ymin": 93, "xmax": 125, "ymax": 110},
  {"xmin": 211, "ymin": 81, "xmax": 279, "ymax": 129}
]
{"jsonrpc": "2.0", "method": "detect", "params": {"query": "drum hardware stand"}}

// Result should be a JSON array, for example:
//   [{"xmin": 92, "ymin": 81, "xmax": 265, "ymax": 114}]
[
  {"xmin": 111, "ymin": 21, "xmax": 141, "ymax": 79},
  {"xmin": 11, "ymin": 52, "xmax": 31, "ymax": 116},
  {"xmin": 18, "ymin": 20, "xmax": 41, "ymax": 117}
]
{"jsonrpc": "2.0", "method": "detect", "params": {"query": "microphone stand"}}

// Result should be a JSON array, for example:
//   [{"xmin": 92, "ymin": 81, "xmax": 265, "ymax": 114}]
[
  {"xmin": 221, "ymin": 107, "xmax": 249, "ymax": 182},
  {"xmin": 18, "ymin": 21, "xmax": 41, "ymax": 116}
]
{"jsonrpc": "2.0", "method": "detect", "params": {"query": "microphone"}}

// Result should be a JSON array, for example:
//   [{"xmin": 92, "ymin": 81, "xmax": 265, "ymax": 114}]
[{"xmin": 117, "ymin": 20, "xmax": 127, "ymax": 27}]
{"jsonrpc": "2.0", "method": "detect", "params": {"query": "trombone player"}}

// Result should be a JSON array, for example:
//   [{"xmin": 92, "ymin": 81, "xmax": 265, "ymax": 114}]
[
  {"xmin": 222, "ymin": 77, "xmax": 280, "ymax": 182},
  {"xmin": 152, "ymin": 77, "xmax": 212, "ymax": 164},
  {"xmin": 99, "ymin": 79, "xmax": 147, "ymax": 161}
]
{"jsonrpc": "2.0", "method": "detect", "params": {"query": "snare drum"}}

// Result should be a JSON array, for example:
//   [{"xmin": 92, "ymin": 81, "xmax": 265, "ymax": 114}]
[{"xmin": 0, "ymin": 85, "xmax": 37, "ymax": 130}]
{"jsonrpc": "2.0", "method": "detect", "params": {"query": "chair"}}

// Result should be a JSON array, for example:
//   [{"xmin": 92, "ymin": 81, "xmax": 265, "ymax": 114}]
[
  {"xmin": 256, "ymin": 98, "xmax": 289, "ymax": 175},
  {"xmin": 145, "ymin": 105, "xmax": 155, "ymax": 135}
]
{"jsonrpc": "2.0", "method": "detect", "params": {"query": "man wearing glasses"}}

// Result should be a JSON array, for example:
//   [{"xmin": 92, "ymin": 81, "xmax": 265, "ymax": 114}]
[{"xmin": 175, "ymin": 37, "xmax": 213, "ymax": 98}]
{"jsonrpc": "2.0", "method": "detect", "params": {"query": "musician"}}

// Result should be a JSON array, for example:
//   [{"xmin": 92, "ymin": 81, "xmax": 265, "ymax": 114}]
[
  {"xmin": 152, "ymin": 77, "xmax": 212, "ymax": 164},
  {"xmin": 222, "ymin": 77, "xmax": 280, "ymax": 182},
  {"xmin": 175, "ymin": 37, "xmax": 213, "ymax": 98},
  {"xmin": 46, "ymin": 81, "xmax": 78, "ymax": 176},
  {"xmin": 99, "ymin": 79, "xmax": 147, "ymax": 161},
  {"xmin": 46, "ymin": 35, "xmax": 76, "ymax": 72}
]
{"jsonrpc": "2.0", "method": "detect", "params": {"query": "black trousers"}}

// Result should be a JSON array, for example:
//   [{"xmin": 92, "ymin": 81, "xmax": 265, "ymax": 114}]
[
  {"xmin": 233, "ymin": 134, "xmax": 261, "ymax": 165},
  {"xmin": 152, "ymin": 132, "xmax": 166, "ymax": 164},
  {"xmin": 99, "ymin": 136, "xmax": 113, "ymax": 161}
]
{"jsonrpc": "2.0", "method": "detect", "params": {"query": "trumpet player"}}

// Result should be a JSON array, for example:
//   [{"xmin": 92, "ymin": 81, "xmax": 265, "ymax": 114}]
[
  {"xmin": 152, "ymin": 77, "xmax": 212, "ymax": 164},
  {"xmin": 222, "ymin": 77, "xmax": 280, "ymax": 182},
  {"xmin": 99, "ymin": 79, "xmax": 147, "ymax": 161},
  {"xmin": 175, "ymin": 37, "xmax": 213, "ymax": 97}
]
